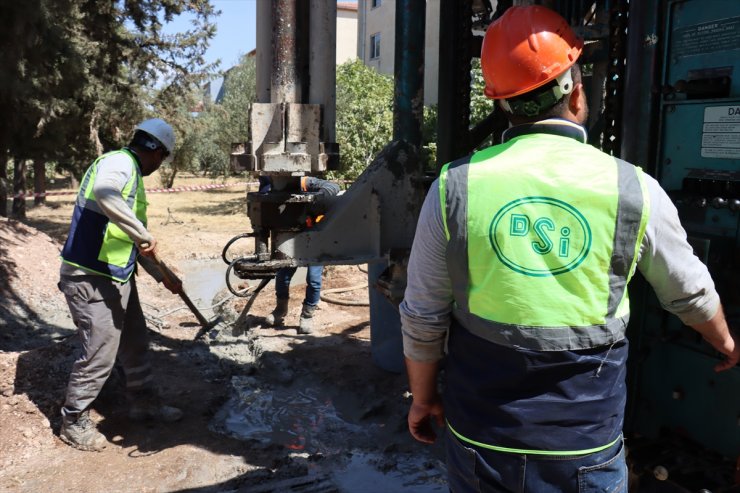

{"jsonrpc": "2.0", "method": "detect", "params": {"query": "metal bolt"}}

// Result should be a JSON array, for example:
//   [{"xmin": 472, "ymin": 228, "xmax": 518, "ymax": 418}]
[
  {"xmin": 653, "ymin": 465, "xmax": 669, "ymax": 481},
  {"xmin": 711, "ymin": 197, "xmax": 727, "ymax": 209}
]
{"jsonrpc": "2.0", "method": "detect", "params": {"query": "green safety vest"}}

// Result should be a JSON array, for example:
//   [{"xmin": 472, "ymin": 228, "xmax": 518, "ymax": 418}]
[
  {"xmin": 61, "ymin": 149, "xmax": 148, "ymax": 282},
  {"xmin": 439, "ymin": 131, "xmax": 650, "ymax": 351}
]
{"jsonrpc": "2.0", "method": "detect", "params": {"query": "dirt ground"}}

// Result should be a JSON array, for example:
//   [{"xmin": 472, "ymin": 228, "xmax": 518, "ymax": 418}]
[{"xmin": 0, "ymin": 174, "xmax": 446, "ymax": 493}]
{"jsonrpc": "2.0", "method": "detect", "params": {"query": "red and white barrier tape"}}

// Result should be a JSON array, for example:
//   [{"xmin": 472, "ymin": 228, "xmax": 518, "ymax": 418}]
[
  {"xmin": 9, "ymin": 181, "xmax": 255, "ymax": 199},
  {"xmin": 145, "ymin": 181, "xmax": 252, "ymax": 194},
  {"xmin": 10, "ymin": 190, "xmax": 77, "ymax": 199}
]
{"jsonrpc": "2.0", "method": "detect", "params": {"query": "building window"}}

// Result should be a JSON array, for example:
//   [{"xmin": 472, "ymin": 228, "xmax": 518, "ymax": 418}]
[
  {"xmin": 370, "ymin": 33, "xmax": 381, "ymax": 59},
  {"xmin": 371, "ymin": 0, "xmax": 381, "ymax": 8}
]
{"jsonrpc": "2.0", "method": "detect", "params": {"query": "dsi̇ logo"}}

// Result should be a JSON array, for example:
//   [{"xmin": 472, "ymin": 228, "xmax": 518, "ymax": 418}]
[{"xmin": 489, "ymin": 197, "xmax": 591, "ymax": 277}]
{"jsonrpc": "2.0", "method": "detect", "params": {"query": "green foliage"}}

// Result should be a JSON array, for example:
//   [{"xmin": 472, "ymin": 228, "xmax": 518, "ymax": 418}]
[
  {"xmin": 219, "ymin": 56, "xmax": 257, "ymax": 145},
  {"xmin": 201, "ymin": 55, "xmax": 257, "ymax": 176},
  {"xmin": 331, "ymin": 59, "xmax": 493, "ymax": 180},
  {"xmin": 470, "ymin": 58, "xmax": 494, "ymax": 130},
  {"xmin": 334, "ymin": 60, "xmax": 394, "ymax": 180},
  {"xmin": 157, "ymin": 54, "xmax": 256, "ymax": 185},
  {"xmin": 0, "ymin": 0, "xmax": 217, "ymax": 180},
  {"xmin": 421, "ymin": 105, "xmax": 438, "ymax": 172}
]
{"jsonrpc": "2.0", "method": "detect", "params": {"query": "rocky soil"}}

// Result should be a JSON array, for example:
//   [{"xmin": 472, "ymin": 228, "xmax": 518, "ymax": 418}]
[{"xmin": 0, "ymin": 218, "xmax": 446, "ymax": 493}]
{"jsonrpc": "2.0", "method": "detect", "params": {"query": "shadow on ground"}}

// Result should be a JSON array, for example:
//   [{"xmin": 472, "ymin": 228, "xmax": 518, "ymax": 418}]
[
  {"xmin": 0, "ymin": 221, "xmax": 74, "ymax": 352},
  {"xmin": 13, "ymin": 321, "xmax": 447, "ymax": 492}
]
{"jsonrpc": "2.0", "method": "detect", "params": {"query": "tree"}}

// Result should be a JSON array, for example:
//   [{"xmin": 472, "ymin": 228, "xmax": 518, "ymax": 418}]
[
  {"xmin": 11, "ymin": 159, "xmax": 26, "ymax": 219},
  {"xmin": 33, "ymin": 159, "xmax": 45, "ymax": 206},
  {"xmin": 151, "ymin": 83, "xmax": 203, "ymax": 188},
  {"xmin": 335, "ymin": 60, "xmax": 395, "ymax": 180},
  {"xmin": 470, "ymin": 58, "xmax": 494, "ymax": 130},
  {"xmin": 0, "ymin": 0, "xmax": 217, "ymax": 200},
  {"xmin": 217, "ymin": 55, "xmax": 257, "ymax": 158},
  {"xmin": 157, "ymin": 53, "xmax": 256, "ymax": 186},
  {"xmin": 420, "ymin": 58, "xmax": 499, "ymax": 171},
  {"xmin": 0, "ymin": 149, "xmax": 7, "ymax": 217},
  {"xmin": 421, "ymin": 105, "xmax": 439, "ymax": 173},
  {"xmin": 334, "ymin": 60, "xmax": 476, "ymax": 180},
  {"xmin": 468, "ymin": 58, "xmax": 514, "ymax": 154},
  {"xmin": 197, "ymin": 55, "xmax": 256, "ymax": 177}
]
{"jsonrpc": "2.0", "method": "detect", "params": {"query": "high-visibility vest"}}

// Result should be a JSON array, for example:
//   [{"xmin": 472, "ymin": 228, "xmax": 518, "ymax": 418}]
[
  {"xmin": 61, "ymin": 149, "xmax": 147, "ymax": 282},
  {"xmin": 440, "ymin": 131, "xmax": 649, "ymax": 351},
  {"xmin": 439, "ymin": 125, "xmax": 649, "ymax": 454}
]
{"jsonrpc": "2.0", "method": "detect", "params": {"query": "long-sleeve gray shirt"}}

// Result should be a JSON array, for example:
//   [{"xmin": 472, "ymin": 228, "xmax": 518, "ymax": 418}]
[
  {"xmin": 60, "ymin": 150, "xmax": 161, "ymax": 280},
  {"xmin": 400, "ymin": 171, "xmax": 720, "ymax": 362}
]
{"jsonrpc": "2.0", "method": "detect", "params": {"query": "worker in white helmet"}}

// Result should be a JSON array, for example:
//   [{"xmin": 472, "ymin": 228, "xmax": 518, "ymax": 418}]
[{"xmin": 58, "ymin": 118, "xmax": 183, "ymax": 451}]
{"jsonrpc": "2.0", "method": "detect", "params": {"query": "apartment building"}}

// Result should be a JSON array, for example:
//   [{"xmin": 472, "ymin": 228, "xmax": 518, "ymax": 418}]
[
  {"xmin": 337, "ymin": 2, "xmax": 359, "ymax": 64},
  {"xmin": 356, "ymin": 0, "xmax": 440, "ymax": 105}
]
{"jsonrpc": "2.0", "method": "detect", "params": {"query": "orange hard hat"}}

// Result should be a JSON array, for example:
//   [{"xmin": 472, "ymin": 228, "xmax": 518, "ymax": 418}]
[{"xmin": 481, "ymin": 5, "xmax": 583, "ymax": 100}]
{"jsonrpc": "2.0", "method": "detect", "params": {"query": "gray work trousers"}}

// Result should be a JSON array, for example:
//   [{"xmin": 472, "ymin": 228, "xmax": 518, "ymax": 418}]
[{"xmin": 58, "ymin": 274, "xmax": 153, "ymax": 416}]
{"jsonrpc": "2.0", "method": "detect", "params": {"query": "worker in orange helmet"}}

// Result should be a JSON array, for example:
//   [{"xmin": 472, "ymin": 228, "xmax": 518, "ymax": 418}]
[{"xmin": 400, "ymin": 5, "xmax": 738, "ymax": 492}]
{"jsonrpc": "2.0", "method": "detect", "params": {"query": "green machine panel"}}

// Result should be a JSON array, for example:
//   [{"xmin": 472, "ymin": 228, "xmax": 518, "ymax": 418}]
[
  {"xmin": 636, "ymin": 344, "xmax": 740, "ymax": 456},
  {"xmin": 629, "ymin": 0, "xmax": 740, "ymax": 461}
]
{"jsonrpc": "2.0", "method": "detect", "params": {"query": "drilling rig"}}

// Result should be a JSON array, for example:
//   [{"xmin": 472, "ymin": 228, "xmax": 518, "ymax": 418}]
[{"xmin": 227, "ymin": 1, "xmax": 739, "ymax": 490}]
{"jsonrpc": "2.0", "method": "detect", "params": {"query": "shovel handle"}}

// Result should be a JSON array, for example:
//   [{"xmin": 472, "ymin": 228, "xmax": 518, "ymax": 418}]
[
  {"xmin": 140, "ymin": 242, "xmax": 213, "ymax": 330},
  {"xmin": 178, "ymin": 291, "xmax": 212, "ymax": 327},
  {"xmin": 140, "ymin": 242, "xmax": 182, "ymax": 284}
]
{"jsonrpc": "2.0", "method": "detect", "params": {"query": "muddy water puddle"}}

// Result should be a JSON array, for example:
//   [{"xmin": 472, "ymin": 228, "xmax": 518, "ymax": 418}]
[
  {"xmin": 178, "ymin": 259, "xmax": 308, "ymax": 312},
  {"xmin": 331, "ymin": 452, "xmax": 447, "ymax": 492},
  {"xmin": 212, "ymin": 377, "xmax": 339, "ymax": 450},
  {"xmin": 211, "ymin": 376, "xmax": 447, "ymax": 492}
]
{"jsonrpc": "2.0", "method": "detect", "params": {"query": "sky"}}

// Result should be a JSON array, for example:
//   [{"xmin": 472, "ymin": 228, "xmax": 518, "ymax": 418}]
[
  {"xmin": 163, "ymin": 1, "xmax": 355, "ymax": 71},
  {"xmin": 164, "ymin": 0, "xmax": 258, "ymax": 71}
]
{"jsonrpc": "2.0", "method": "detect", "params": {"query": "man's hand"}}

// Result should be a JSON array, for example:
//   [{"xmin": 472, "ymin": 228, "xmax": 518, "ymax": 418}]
[
  {"xmin": 408, "ymin": 397, "xmax": 445, "ymax": 444},
  {"xmin": 405, "ymin": 357, "xmax": 444, "ymax": 444},
  {"xmin": 138, "ymin": 239, "xmax": 158, "ymax": 258},
  {"xmin": 691, "ymin": 306, "xmax": 739, "ymax": 372},
  {"xmin": 711, "ymin": 333, "xmax": 739, "ymax": 372},
  {"xmin": 138, "ymin": 240, "xmax": 182, "ymax": 294}
]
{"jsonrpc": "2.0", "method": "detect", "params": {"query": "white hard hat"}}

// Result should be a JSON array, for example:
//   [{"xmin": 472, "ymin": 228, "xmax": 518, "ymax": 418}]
[{"xmin": 135, "ymin": 118, "xmax": 175, "ymax": 155}]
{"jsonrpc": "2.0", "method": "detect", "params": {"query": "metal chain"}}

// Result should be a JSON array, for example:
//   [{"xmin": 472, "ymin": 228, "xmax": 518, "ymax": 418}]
[
  {"xmin": 602, "ymin": 1, "xmax": 629, "ymax": 155},
  {"xmin": 457, "ymin": 0, "xmax": 473, "ymax": 152}
]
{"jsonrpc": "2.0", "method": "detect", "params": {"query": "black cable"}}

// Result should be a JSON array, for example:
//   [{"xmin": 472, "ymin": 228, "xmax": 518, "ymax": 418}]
[{"xmin": 222, "ymin": 232, "xmax": 255, "ymax": 265}]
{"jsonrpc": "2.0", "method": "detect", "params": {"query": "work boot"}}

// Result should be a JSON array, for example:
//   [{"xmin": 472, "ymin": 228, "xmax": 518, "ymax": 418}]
[
  {"xmin": 298, "ymin": 303, "xmax": 318, "ymax": 335},
  {"xmin": 60, "ymin": 410, "xmax": 107, "ymax": 452},
  {"xmin": 127, "ymin": 389, "xmax": 183, "ymax": 423},
  {"xmin": 265, "ymin": 298, "xmax": 289, "ymax": 326}
]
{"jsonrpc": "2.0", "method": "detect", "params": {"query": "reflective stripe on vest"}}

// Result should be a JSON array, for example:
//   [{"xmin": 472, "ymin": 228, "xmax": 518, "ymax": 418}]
[
  {"xmin": 61, "ymin": 149, "xmax": 147, "ymax": 282},
  {"xmin": 447, "ymin": 420, "xmax": 623, "ymax": 456},
  {"xmin": 439, "ymin": 133, "xmax": 649, "ymax": 351}
]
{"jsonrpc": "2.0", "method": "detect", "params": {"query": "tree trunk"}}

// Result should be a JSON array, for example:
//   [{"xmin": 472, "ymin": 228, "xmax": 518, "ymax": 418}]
[
  {"xmin": 0, "ymin": 147, "xmax": 7, "ymax": 217},
  {"xmin": 69, "ymin": 170, "xmax": 79, "ymax": 190},
  {"xmin": 33, "ymin": 159, "xmax": 46, "ymax": 205},
  {"xmin": 165, "ymin": 167, "xmax": 178, "ymax": 189},
  {"xmin": 11, "ymin": 158, "xmax": 27, "ymax": 219}
]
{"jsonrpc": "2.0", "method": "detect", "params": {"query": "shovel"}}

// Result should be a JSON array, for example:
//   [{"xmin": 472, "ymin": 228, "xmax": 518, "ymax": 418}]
[{"xmin": 141, "ymin": 245, "xmax": 222, "ymax": 339}]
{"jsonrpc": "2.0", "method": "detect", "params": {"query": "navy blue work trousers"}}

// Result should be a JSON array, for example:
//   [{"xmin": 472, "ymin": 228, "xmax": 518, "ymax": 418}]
[{"xmin": 445, "ymin": 431, "xmax": 627, "ymax": 492}]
